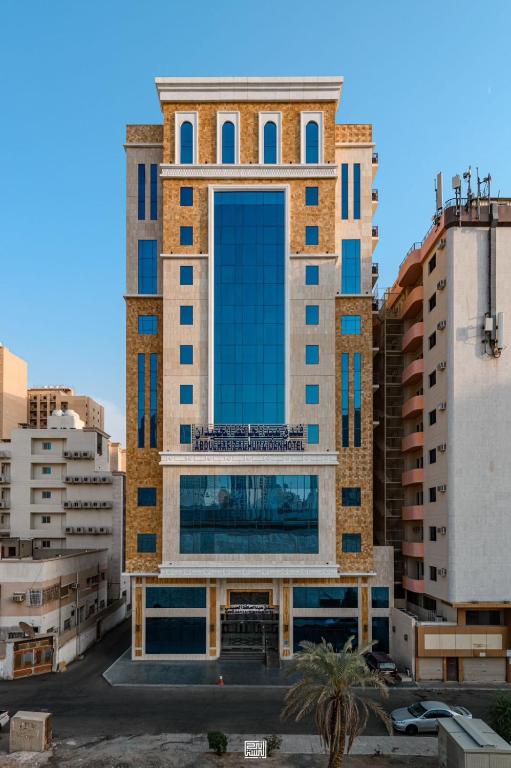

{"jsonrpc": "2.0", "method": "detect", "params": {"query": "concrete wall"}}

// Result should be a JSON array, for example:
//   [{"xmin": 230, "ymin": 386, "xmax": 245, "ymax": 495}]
[
  {"xmin": 390, "ymin": 607, "xmax": 416, "ymax": 675},
  {"xmin": 0, "ymin": 346, "xmax": 27, "ymax": 440}
]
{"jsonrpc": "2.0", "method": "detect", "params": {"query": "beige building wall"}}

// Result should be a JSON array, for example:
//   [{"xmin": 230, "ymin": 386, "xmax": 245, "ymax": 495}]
[
  {"xmin": 28, "ymin": 387, "xmax": 104, "ymax": 430},
  {"xmin": 0, "ymin": 345, "xmax": 28, "ymax": 439}
]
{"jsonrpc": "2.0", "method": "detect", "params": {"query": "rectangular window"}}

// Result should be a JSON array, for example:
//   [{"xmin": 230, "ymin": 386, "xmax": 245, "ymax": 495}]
[
  {"xmin": 137, "ymin": 533, "xmax": 157, "ymax": 553},
  {"xmin": 42, "ymin": 442, "xmax": 51, "ymax": 450},
  {"xmin": 137, "ymin": 487, "xmax": 156, "ymax": 507},
  {"xmin": 180, "ymin": 474, "xmax": 319, "ymax": 554},
  {"xmin": 341, "ymin": 352, "xmax": 349, "ymax": 447},
  {"xmin": 305, "ymin": 186, "xmax": 318, "ymax": 206},
  {"xmin": 429, "ymin": 448, "xmax": 437, "ymax": 464},
  {"xmin": 307, "ymin": 424, "xmax": 319, "ymax": 445},
  {"xmin": 305, "ymin": 265, "xmax": 319, "ymax": 285},
  {"xmin": 353, "ymin": 163, "xmax": 361, "ymax": 220},
  {"xmin": 42, "ymin": 467, "xmax": 52, "ymax": 475},
  {"xmin": 305, "ymin": 305, "xmax": 319, "ymax": 325},
  {"xmin": 180, "ymin": 186, "xmax": 193, "ymax": 206},
  {"xmin": 180, "ymin": 384, "xmax": 193, "ymax": 405},
  {"xmin": 429, "ymin": 526, "xmax": 437, "ymax": 541},
  {"xmin": 305, "ymin": 344, "xmax": 319, "ymax": 365},
  {"xmin": 342, "ymin": 533, "xmax": 362, "ymax": 553},
  {"xmin": 150, "ymin": 163, "xmax": 158, "ymax": 220},
  {"xmin": 372, "ymin": 616, "xmax": 390, "ymax": 653},
  {"xmin": 429, "ymin": 486, "xmax": 437, "ymax": 503},
  {"xmin": 180, "ymin": 226, "xmax": 193, "ymax": 246},
  {"xmin": 180, "ymin": 345, "xmax": 193, "ymax": 365},
  {"xmin": 137, "ymin": 163, "xmax": 145, "ymax": 220},
  {"xmin": 305, "ymin": 384, "xmax": 319, "ymax": 404},
  {"xmin": 341, "ymin": 163, "xmax": 349, "ymax": 219},
  {"xmin": 180, "ymin": 424, "xmax": 191, "ymax": 444},
  {"xmin": 294, "ymin": 587, "xmax": 358, "ymax": 609},
  {"xmin": 138, "ymin": 240, "xmax": 158, "ymax": 294},
  {"xmin": 146, "ymin": 587, "xmax": 206, "ymax": 609},
  {"xmin": 180, "ymin": 265, "xmax": 193, "ymax": 285},
  {"xmin": 305, "ymin": 226, "xmax": 319, "ymax": 246},
  {"xmin": 149, "ymin": 353, "xmax": 157, "ymax": 448},
  {"xmin": 41, "ymin": 540, "xmax": 50, "ymax": 549},
  {"xmin": 428, "ymin": 253, "xmax": 436, "ymax": 274},
  {"xmin": 138, "ymin": 315, "xmax": 158, "ymax": 335},
  {"xmin": 429, "ymin": 409, "xmax": 437, "ymax": 426},
  {"xmin": 42, "ymin": 515, "xmax": 51, "ymax": 524},
  {"xmin": 293, "ymin": 617, "xmax": 358, "ymax": 652},
  {"xmin": 145, "ymin": 617, "xmax": 206, "ymax": 654},
  {"xmin": 137, "ymin": 353, "xmax": 145, "ymax": 448},
  {"xmin": 354, "ymin": 352, "xmax": 362, "ymax": 447},
  {"xmin": 341, "ymin": 239, "xmax": 361, "ymax": 294},
  {"xmin": 430, "ymin": 566, "xmax": 437, "ymax": 581},
  {"xmin": 429, "ymin": 370, "xmax": 436, "ymax": 388},
  {"xmin": 429, "ymin": 331, "xmax": 437, "ymax": 349},
  {"xmin": 180, "ymin": 305, "xmax": 193, "ymax": 325},
  {"xmin": 342, "ymin": 487, "xmax": 361, "ymax": 506},
  {"xmin": 42, "ymin": 491, "xmax": 52, "ymax": 499},
  {"xmin": 341, "ymin": 315, "xmax": 361, "ymax": 335},
  {"xmin": 371, "ymin": 587, "xmax": 390, "ymax": 608},
  {"xmin": 429, "ymin": 292, "xmax": 437, "ymax": 311}
]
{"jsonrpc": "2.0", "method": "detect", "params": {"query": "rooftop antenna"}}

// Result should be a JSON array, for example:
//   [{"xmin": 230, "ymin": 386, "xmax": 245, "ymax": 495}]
[
  {"xmin": 452, "ymin": 173, "xmax": 462, "ymax": 223},
  {"xmin": 476, "ymin": 169, "xmax": 492, "ymax": 219},
  {"xmin": 435, "ymin": 172, "xmax": 443, "ymax": 221},
  {"xmin": 463, "ymin": 166, "xmax": 473, "ymax": 207}
]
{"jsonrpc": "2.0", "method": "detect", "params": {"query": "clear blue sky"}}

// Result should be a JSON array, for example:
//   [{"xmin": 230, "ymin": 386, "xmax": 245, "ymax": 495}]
[{"xmin": 1, "ymin": 0, "xmax": 510, "ymax": 443}]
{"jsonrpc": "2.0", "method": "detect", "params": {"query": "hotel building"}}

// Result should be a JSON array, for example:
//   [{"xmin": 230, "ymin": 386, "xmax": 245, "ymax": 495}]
[{"xmin": 125, "ymin": 76, "xmax": 392, "ymax": 661}]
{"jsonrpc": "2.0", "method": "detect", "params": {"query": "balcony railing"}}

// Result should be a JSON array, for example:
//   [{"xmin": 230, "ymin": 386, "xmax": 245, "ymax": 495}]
[
  {"xmin": 372, "ymin": 225, "xmax": 379, "ymax": 237},
  {"xmin": 191, "ymin": 424, "xmax": 308, "ymax": 452},
  {"xmin": 372, "ymin": 189, "xmax": 379, "ymax": 201},
  {"xmin": 372, "ymin": 152, "xmax": 379, "ymax": 164}
]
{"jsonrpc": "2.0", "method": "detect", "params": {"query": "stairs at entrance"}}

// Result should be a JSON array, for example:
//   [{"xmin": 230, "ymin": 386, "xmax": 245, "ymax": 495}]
[{"xmin": 219, "ymin": 648, "xmax": 265, "ymax": 662}]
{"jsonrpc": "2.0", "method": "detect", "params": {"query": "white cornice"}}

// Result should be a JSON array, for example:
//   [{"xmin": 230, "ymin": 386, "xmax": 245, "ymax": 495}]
[
  {"xmin": 158, "ymin": 564, "xmax": 340, "ymax": 578},
  {"xmin": 155, "ymin": 76, "xmax": 343, "ymax": 104},
  {"xmin": 161, "ymin": 253, "xmax": 208, "ymax": 260},
  {"xmin": 290, "ymin": 253, "xmax": 338, "ymax": 260},
  {"xmin": 160, "ymin": 164, "xmax": 338, "ymax": 180},
  {"xmin": 160, "ymin": 451, "xmax": 338, "ymax": 466}
]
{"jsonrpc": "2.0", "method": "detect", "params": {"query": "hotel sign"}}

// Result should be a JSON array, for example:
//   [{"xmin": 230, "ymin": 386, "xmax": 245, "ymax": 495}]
[{"xmin": 192, "ymin": 424, "xmax": 306, "ymax": 452}]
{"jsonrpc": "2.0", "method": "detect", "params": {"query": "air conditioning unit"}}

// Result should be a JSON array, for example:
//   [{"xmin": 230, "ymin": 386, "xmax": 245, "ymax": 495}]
[
  {"xmin": 438, "ymin": 238, "xmax": 446, "ymax": 250},
  {"xmin": 65, "ymin": 526, "xmax": 74, "ymax": 534},
  {"xmin": 437, "ymin": 279, "xmax": 447, "ymax": 290},
  {"xmin": 92, "ymin": 476, "xmax": 100, "ymax": 484},
  {"xmin": 437, "ymin": 484, "xmax": 447, "ymax": 493},
  {"xmin": 87, "ymin": 526, "xmax": 96, "ymax": 534},
  {"xmin": 434, "ymin": 615, "xmax": 444, "ymax": 622},
  {"xmin": 63, "ymin": 501, "xmax": 71, "ymax": 509},
  {"xmin": 437, "ymin": 526, "xmax": 447, "ymax": 535},
  {"xmin": 73, "ymin": 451, "xmax": 81, "ymax": 459},
  {"xmin": 75, "ymin": 526, "xmax": 84, "ymax": 534},
  {"xmin": 64, "ymin": 476, "xmax": 72, "ymax": 483},
  {"xmin": 92, "ymin": 501, "xmax": 100, "ymax": 509},
  {"xmin": 12, "ymin": 593, "xmax": 26, "ymax": 603},
  {"xmin": 0, "ymin": 500, "xmax": 9, "ymax": 509},
  {"xmin": 439, "ymin": 568, "xmax": 447, "ymax": 577},
  {"xmin": 82, "ymin": 501, "xmax": 90, "ymax": 509},
  {"xmin": 437, "ymin": 320, "xmax": 447, "ymax": 330},
  {"xmin": 438, "ymin": 402, "xmax": 447, "ymax": 411},
  {"xmin": 100, "ymin": 501, "xmax": 111, "ymax": 509},
  {"xmin": 437, "ymin": 443, "xmax": 447, "ymax": 452},
  {"xmin": 437, "ymin": 361, "xmax": 447, "ymax": 370}
]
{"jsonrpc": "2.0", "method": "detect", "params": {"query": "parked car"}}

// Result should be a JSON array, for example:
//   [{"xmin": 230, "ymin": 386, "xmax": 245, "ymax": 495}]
[
  {"xmin": 0, "ymin": 711, "xmax": 10, "ymax": 731},
  {"xmin": 391, "ymin": 700, "xmax": 472, "ymax": 734},
  {"xmin": 364, "ymin": 651, "xmax": 402, "ymax": 684}
]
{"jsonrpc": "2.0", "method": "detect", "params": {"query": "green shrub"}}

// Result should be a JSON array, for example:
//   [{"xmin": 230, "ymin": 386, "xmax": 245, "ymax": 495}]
[
  {"xmin": 490, "ymin": 694, "xmax": 511, "ymax": 744},
  {"xmin": 266, "ymin": 734, "xmax": 282, "ymax": 756},
  {"xmin": 207, "ymin": 730, "xmax": 228, "ymax": 755}
]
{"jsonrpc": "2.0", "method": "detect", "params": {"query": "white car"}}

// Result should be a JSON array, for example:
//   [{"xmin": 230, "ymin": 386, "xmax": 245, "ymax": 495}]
[
  {"xmin": 0, "ymin": 711, "xmax": 10, "ymax": 731},
  {"xmin": 391, "ymin": 700, "xmax": 472, "ymax": 734}
]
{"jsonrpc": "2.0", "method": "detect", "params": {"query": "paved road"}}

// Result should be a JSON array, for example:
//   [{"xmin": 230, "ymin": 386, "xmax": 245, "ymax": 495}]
[{"xmin": 0, "ymin": 620, "xmax": 500, "ymax": 738}]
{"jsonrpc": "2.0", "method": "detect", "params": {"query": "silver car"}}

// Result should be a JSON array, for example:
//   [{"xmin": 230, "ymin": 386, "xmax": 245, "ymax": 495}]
[{"xmin": 391, "ymin": 700, "xmax": 472, "ymax": 734}]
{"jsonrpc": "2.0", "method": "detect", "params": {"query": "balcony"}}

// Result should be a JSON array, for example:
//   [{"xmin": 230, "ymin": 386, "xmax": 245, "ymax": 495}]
[
  {"xmin": 398, "ymin": 244, "xmax": 423, "ymax": 287},
  {"xmin": 402, "ymin": 321, "xmax": 424, "ymax": 353},
  {"xmin": 402, "ymin": 468, "xmax": 424, "ymax": 486},
  {"xmin": 372, "ymin": 189, "xmax": 379, "ymax": 213},
  {"xmin": 402, "ymin": 395, "xmax": 424, "ymax": 419},
  {"xmin": 403, "ymin": 575, "xmax": 425, "ymax": 593},
  {"xmin": 372, "ymin": 152, "xmax": 379, "ymax": 180},
  {"xmin": 402, "ymin": 505, "xmax": 425, "ymax": 521},
  {"xmin": 372, "ymin": 262, "xmax": 379, "ymax": 286},
  {"xmin": 402, "ymin": 358, "xmax": 424, "ymax": 386},
  {"xmin": 0, "ymin": 449, "xmax": 11, "ymax": 459},
  {"xmin": 0, "ymin": 500, "xmax": 10, "ymax": 509},
  {"xmin": 0, "ymin": 474, "xmax": 10, "ymax": 484},
  {"xmin": 401, "ymin": 285, "xmax": 424, "ymax": 320},
  {"xmin": 401, "ymin": 431, "xmax": 424, "ymax": 453},
  {"xmin": 402, "ymin": 541, "xmax": 425, "ymax": 558}
]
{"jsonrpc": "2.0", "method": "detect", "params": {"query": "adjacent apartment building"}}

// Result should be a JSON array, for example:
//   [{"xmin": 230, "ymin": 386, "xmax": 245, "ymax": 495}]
[
  {"xmin": 0, "ymin": 345, "xmax": 27, "ymax": 440},
  {"xmin": 28, "ymin": 386, "xmax": 104, "ymax": 430},
  {"xmin": 125, "ymin": 76, "xmax": 392, "ymax": 661},
  {"xmin": 376, "ymin": 193, "xmax": 511, "ymax": 682}
]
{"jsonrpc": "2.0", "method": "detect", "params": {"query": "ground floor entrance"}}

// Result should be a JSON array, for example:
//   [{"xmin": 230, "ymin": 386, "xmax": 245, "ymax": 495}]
[{"xmin": 220, "ymin": 590, "xmax": 279, "ymax": 662}]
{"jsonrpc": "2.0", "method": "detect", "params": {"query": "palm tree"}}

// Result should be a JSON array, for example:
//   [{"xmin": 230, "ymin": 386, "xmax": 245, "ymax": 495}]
[{"xmin": 281, "ymin": 637, "xmax": 391, "ymax": 768}]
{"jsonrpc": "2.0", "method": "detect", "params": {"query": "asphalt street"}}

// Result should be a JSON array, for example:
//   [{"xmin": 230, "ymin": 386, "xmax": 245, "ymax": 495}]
[{"xmin": 0, "ymin": 620, "xmax": 502, "ymax": 738}]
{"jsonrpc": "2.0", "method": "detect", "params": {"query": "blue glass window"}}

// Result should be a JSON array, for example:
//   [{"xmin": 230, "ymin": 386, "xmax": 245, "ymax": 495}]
[
  {"xmin": 180, "ymin": 305, "xmax": 193, "ymax": 325},
  {"xmin": 137, "ymin": 533, "xmax": 156, "ymax": 553},
  {"xmin": 138, "ymin": 240, "xmax": 158, "ymax": 294},
  {"xmin": 149, "ymin": 353, "xmax": 157, "ymax": 448},
  {"xmin": 341, "ymin": 353, "xmax": 349, "ymax": 447},
  {"xmin": 137, "ymin": 354, "xmax": 145, "ymax": 448},
  {"xmin": 180, "ymin": 265, "xmax": 193, "ymax": 285},
  {"xmin": 305, "ymin": 384, "xmax": 319, "ymax": 404},
  {"xmin": 293, "ymin": 587, "xmax": 358, "ymax": 609},
  {"xmin": 145, "ymin": 617, "xmax": 206, "ymax": 654},
  {"xmin": 371, "ymin": 587, "xmax": 390, "ymax": 608},
  {"xmin": 293, "ymin": 618, "xmax": 358, "ymax": 652},
  {"xmin": 342, "ymin": 533, "xmax": 362, "ymax": 553},
  {"xmin": 307, "ymin": 424, "xmax": 319, "ymax": 445},
  {"xmin": 138, "ymin": 315, "xmax": 158, "ymax": 335},
  {"xmin": 305, "ymin": 265, "xmax": 319, "ymax": 285},
  {"xmin": 353, "ymin": 163, "xmax": 361, "ymax": 220},
  {"xmin": 180, "ymin": 345, "xmax": 193, "ymax": 364},
  {"xmin": 341, "ymin": 315, "xmax": 361, "ymax": 335},
  {"xmin": 180, "ymin": 121, "xmax": 193, "ymax": 164},
  {"xmin": 137, "ymin": 487, "xmax": 156, "ymax": 506},
  {"xmin": 150, "ymin": 163, "xmax": 158, "ymax": 220},
  {"xmin": 180, "ymin": 187, "xmax": 193, "ymax": 206},
  {"xmin": 306, "ymin": 345, "xmax": 319, "ymax": 365},
  {"xmin": 305, "ymin": 186, "xmax": 318, "ymax": 206},
  {"xmin": 341, "ymin": 163, "xmax": 348, "ymax": 219},
  {"xmin": 180, "ymin": 384, "xmax": 193, "ymax": 405},
  {"xmin": 372, "ymin": 616, "xmax": 390, "ymax": 653},
  {"xmin": 305, "ymin": 120, "xmax": 319, "ymax": 163},
  {"xmin": 146, "ymin": 587, "xmax": 206, "ymax": 609},
  {"xmin": 306, "ymin": 305, "xmax": 319, "ymax": 325},
  {"xmin": 354, "ymin": 353, "xmax": 361, "ymax": 448},
  {"xmin": 180, "ymin": 474, "xmax": 319, "ymax": 554},
  {"xmin": 306, "ymin": 226, "xmax": 319, "ymax": 246},
  {"xmin": 42, "ymin": 466, "xmax": 52, "ymax": 475},
  {"xmin": 263, "ymin": 121, "xmax": 277, "ymax": 164},
  {"xmin": 222, "ymin": 121, "xmax": 235, "ymax": 164},
  {"xmin": 341, "ymin": 239, "xmax": 361, "ymax": 294},
  {"xmin": 180, "ymin": 424, "xmax": 192, "ymax": 444},
  {"xmin": 180, "ymin": 226, "xmax": 193, "ymax": 246},
  {"xmin": 214, "ymin": 190, "xmax": 285, "ymax": 424},
  {"xmin": 137, "ymin": 164, "xmax": 145, "ymax": 220},
  {"xmin": 342, "ymin": 487, "xmax": 361, "ymax": 506}
]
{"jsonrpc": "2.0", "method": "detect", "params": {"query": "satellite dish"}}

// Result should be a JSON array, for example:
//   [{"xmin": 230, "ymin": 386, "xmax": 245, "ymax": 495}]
[{"xmin": 19, "ymin": 622, "xmax": 36, "ymax": 638}]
